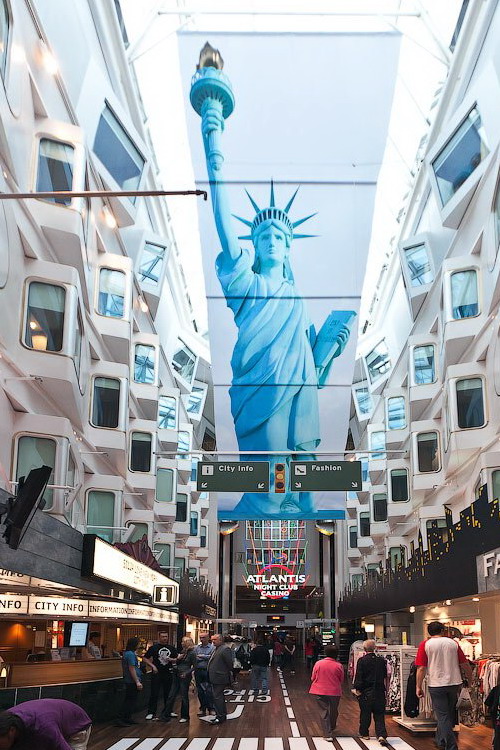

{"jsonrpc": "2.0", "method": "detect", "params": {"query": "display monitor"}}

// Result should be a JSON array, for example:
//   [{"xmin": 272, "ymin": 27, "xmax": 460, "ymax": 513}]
[{"xmin": 64, "ymin": 621, "xmax": 90, "ymax": 648}]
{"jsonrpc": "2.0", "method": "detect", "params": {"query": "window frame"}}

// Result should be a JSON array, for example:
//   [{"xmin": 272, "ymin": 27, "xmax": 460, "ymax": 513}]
[
  {"xmin": 175, "ymin": 492, "xmax": 188, "ymax": 523},
  {"xmin": 364, "ymin": 339, "xmax": 391, "ymax": 385},
  {"xmin": 23, "ymin": 279, "xmax": 67, "ymax": 354},
  {"xmin": 454, "ymin": 376, "xmax": 486, "ymax": 430},
  {"xmin": 96, "ymin": 267, "xmax": 127, "ymax": 320},
  {"xmin": 386, "ymin": 395, "xmax": 407, "ymax": 431},
  {"xmin": 92, "ymin": 102, "xmax": 145, "ymax": 197},
  {"xmin": 86, "ymin": 489, "xmax": 116, "ymax": 543},
  {"xmin": 172, "ymin": 338, "xmax": 198, "ymax": 387},
  {"xmin": 158, "ymin": 394, "xmax": 178, "ymax": 431},
  {"xmin": 401, "ymin": 239, "xmax": 434, "ymax": 290},
  {"xmin": 155, "ymin": 467, "xmax": 175, "ymax": 503},
  {"xmin": 14, "ymin": 433, "xmax": 57, "ymax": 512},
  {"xmin": 372, "ymin": 493, "xmax": 388, "ymax": 523},
  {"xmin": 448, "ymin": 267, "xmax": 480, "ymax": 321},
  {"xmin": 138, "ymin": 241, "xmax": 167, "ymax": 286},
  {"xmin": 352, "ymin": 384, "xmax": 373, "ymax": 420},
  {"xmin": 411, "ymin": 343, "xmax": 437, "ymax": 386},
  {"xmin": 389, "ymin": 468, "xmax": 409, "ymax": 503},
  {"xmin": 133, "ymin": 342, "xmax": 157, "ymax": 385},
  {"xmin": 415, "ymin": 430, "xmax": 441, "ymax": 474},
  {"xmin": 90, "ymin": 375, "xmax": 123, "ymax": 430},
  {"xmin": 129, "ymin": 431, "xmax": 153, "ymax": 473},
  {"xmin": 359, "ymin": 511, "xmax": 371, "ymax": 538}
]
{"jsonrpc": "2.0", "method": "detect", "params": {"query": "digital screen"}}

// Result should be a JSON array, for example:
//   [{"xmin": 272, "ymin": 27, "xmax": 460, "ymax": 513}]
[{"xmin": 68, "ymin": 622, "xmax": 89, "ymax": 647}]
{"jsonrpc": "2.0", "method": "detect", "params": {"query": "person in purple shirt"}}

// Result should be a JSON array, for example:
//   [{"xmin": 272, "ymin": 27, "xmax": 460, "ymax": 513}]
[{"xmin": 0, "ymin": 698, "xmax": 91, "ymax": 749}]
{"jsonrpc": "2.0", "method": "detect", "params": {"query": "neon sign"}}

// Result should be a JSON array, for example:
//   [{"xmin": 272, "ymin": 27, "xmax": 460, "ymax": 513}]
[{"xmin": 245, "ymin": 564, "xmax": 307, "ymax": 599}]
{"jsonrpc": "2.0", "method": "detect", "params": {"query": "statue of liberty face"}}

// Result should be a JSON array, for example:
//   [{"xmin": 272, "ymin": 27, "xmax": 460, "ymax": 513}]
[{"xmin": 253, "ymin": 219, "xmax": 291, "ymax": 272}]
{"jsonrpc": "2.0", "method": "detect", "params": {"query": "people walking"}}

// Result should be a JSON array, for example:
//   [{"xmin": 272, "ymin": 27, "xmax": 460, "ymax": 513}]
[
  {"xmin": 142, "ymin": 631, "xmax": 178, "ymax": 721},
  {"xmin": 250, "ymin": 637, "xmax": 271, "ymax": 694},
  {"xmin": 118, "ymin": 637, "xmax": 143, "ymax": 727},
  {"xmin": 309, "ymin": 644, "xmax": 344, "ymax": 741},
  {"xmin": 0, "ymin": 698, "xmax": 92, "ymax": 749},
  {"xmin": 194, "ymin": 633, "xmax": 215, "ymax": 717},
  {"xmin": 305, "ymin": 638, "xmax": 315, "ymax": 670},
  {"xmin": 273, "ymin": 638, "xmax": 284, "ymax": 669},
  {"xmin": 161, "ymin": 636, "xmax": 197, "ymax": 723},
  {"xmin": 351, "ymin": 639, "xmax": 389, "ymax": 746},
  {"xmin": 283, "ymin": 637, "xmax": 296, "ymax": 675},
  {"xmin": 207, "ymin": 633, "xmax": 234, "ymax": 724},
  {"xmin": 415, "ymin": 621, "xmax": 473, "ymax": 750}
]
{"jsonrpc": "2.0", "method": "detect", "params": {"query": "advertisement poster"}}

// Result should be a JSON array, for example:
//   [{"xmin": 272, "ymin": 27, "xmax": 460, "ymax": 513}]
[{"xmin": 179, "ymin": 31, "xmax": 400, "ymax": 519}]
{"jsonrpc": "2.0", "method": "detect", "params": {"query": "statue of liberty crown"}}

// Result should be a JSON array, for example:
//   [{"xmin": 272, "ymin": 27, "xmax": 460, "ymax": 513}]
[{"xmin": 232, "ymin": 180, "xmax": 317, "ymax": 241}]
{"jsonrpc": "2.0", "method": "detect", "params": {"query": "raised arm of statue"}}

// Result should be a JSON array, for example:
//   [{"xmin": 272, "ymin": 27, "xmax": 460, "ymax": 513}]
[{"xmin": 201, "ymin": 103, "xmax": 240, "ymax": 262}]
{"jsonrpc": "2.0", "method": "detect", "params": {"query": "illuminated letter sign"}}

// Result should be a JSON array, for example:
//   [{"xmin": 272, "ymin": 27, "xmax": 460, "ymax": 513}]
[{"xmin": 245, "ymin": 564, "xmax": 307, "ymax": 599}]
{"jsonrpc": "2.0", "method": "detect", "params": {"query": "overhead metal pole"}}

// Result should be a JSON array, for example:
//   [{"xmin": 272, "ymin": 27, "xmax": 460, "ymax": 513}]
[{"xmin": 0, "ymin": 188, "xmax": 207, "ymax": 201}]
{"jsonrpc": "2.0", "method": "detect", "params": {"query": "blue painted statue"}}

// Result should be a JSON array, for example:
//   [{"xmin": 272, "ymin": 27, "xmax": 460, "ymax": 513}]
[{"xmin": 191, "ymin": 44, "xmax": 355, "ymax": 517}]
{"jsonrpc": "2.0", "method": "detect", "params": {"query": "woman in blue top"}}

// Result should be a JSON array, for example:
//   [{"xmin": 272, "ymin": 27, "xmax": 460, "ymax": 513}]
[{"xmin": 118, "ymin": 637, "xmax": 143, "ymax": 726}]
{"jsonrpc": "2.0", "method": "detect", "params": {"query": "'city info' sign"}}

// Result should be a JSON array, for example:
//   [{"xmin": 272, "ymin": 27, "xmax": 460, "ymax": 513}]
[
  {"xmin": 82, "ymin": 536, "xmax": 179, "ymax": 598},
  {"xmin": 245, "ymin": 564, "xmax": 307, "ymax": 600}
]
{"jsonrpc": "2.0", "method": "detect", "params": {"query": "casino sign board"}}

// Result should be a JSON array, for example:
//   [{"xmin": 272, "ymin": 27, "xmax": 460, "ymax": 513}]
[{"xmin": 245, "ymin": 564, "xmax": 307, "ymax": 600}]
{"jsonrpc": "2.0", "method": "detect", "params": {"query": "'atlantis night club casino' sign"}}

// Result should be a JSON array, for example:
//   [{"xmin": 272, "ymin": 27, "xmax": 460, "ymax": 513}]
[{"xmin": 245, "ymin": 564, "xmax": 307, "ymax": 599}]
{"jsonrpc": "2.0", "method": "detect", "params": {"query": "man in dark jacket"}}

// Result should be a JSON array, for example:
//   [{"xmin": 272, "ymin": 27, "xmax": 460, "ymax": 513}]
[
  {"xmin": 352, "ymin": 640, "xmax": 389, "ymax": 746},
  {"xmin": 207, "ymin": 634, "xmax": 234, "ymax": 724},
  {"xmin": 250, "ymin": 638, "xmax": 271, "ymax": 695}
]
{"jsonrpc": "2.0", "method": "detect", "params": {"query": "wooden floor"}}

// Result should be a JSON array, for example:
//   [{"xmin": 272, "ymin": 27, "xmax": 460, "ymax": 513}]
[{"xmin": 88, "ymin": 664, "xmax": 493, "ymax": 750}]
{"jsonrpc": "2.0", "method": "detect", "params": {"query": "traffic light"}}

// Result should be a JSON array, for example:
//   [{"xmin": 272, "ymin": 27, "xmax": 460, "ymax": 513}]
[{"xmin": 275, "ymin": 463, "xmax": 285, "ymax": 493}]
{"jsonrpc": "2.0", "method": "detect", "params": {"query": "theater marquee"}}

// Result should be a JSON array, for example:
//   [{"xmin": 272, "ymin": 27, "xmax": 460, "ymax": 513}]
[{"xmin": 245, "ymin": 564, "xmax": 307, "ymax": 600}]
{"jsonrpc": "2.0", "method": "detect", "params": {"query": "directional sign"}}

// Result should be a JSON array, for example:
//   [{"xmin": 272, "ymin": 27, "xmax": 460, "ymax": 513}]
[
  {"xmin": 196, "ymin": 462, "xmax": 270, "ymax": 493},
  {"xmin": 290, "ymin": 460, "xmax": 362, "ymax": 491}
]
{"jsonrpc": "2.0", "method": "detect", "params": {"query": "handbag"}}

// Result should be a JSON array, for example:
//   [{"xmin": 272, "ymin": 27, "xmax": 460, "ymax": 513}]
[{"xmin": 457, "ymin": 687, "xmax": 472, "ymax": 711}]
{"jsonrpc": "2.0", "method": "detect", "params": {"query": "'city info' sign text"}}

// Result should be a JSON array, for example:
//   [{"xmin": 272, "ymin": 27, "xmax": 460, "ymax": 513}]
[{"xmin": 82, "ymin": 536, "xmax": 179, "ymax": 598}]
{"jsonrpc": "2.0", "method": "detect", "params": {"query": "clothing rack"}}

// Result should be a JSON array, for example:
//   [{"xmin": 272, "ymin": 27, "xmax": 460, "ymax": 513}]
[
  {"xmin": 350, "ymin": 643, "xmax": 417, "ymax": 715},
  {"xmin": 392, "ymin": 648, "xmax": 442, "ymax": 734}
]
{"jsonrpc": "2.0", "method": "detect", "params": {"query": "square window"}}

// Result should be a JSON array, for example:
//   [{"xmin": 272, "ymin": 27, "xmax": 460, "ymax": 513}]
[
  {"xmin": 432, "ymin": 107, "xmax": 488, "ymax": 206},
  {"xmin": 365, "ymin": 340, "xmax": 391, "ymax": 383},
  {"xmin": 91, "ymin": 377, "xmax": 120, "ymax": 428},
  {"xmin": 87, "ymin": 490, "xmax": 115, "ymax": 543},
  {"xmin": 98, "ymin": 268, "xmax": 126, "ymax": 318},
  {"xmin": 93, "ymin": 105, "xmax": 145, "ymax": 194},
  {"xmin": 413, "ymin": 345, "xmax": 436, "ymax": 385},
  {"xmin": 404, "ymin": 243, "xmax": 433, "ymax": 287},
  {"xmin": 25, "ymin": 282, "xmax": 66, "ymax": 352},
  {"xmin": 130, "ymin": 432, "xmax": 152, "ymax": 472},
  {"xmin": 390, "ymin": 469, "xmax": 409, "ymax": 502},
  {"xmin": 134, "ymin": 344, "xmax": 155, "ymax": 384},
  {"xmin": 456, "ymin": 377, "xmax": 485, "ymax": 429},
  {"xmin": 387, "ymin": 396, "xmax": 406, "ymax": 430},
  {"xmin": 138, "ymin": 242, "xmax": 165, "ymax": 284},
  {"xmin": 373, "ymin": 493, "xmax": 387, "ymax": 522},
  {"xmin": 450, "ymin": 269, "xmax": 479, "ymax": 319},
  {"xmin": 36, "ymin": 139, "xmax": 74, "ymax": 206},
  {"xmin": 156, "ymin": 468, "xmax": 174, "ymax": 502},
  {"xmin": 176, "ymin": 493, "xmax": 188, "ymax": 523},
  {"xmin": 417, "ymin": 432, "xmax": 440, "ymax": 473},
  {"xmin": 158, "ymin": 395, "xmax": 177, "ymax": 430},
  {"xmin": 359, "ymin": 512, "xmax": 370, "ymax": 538}
]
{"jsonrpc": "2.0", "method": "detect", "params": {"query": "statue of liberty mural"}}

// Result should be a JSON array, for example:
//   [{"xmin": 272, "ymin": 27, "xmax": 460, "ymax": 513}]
[{"xmin": 191, "ymin": 44, "xmax": 355, "ymax": 517}]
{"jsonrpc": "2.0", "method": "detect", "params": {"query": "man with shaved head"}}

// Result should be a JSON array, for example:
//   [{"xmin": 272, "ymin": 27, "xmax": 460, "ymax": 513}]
[{"xmin": 351, "ymin": 640, "xmax": 389, "ymax": 746}]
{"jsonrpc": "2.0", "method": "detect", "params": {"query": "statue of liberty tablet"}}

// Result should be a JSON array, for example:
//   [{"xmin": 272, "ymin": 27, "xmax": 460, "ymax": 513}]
[{"xmin": 190, "ymin": 44, "xmax": 355, "ymax": 517}]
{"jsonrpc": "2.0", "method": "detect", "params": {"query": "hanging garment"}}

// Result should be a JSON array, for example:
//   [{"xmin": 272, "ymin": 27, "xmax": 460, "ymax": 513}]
[
  {"xmin": 385, "ymin": 653, "xmax": 401, "ymax": 712},
  {"xmin": 404, "ymin": 662, "xmax": 420, "ymax": 718},
  {"xmin": 485, "ymin": 686, "xmax": 500, "ymax": 750}
]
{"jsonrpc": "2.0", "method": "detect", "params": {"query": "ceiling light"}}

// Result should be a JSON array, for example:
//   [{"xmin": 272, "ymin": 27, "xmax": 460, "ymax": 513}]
[
  {"xmin": 472, "ymin": 597, "xmax": 480, "ymax": 602},
  {"xmin": 409, "ymin": 606, "xmax": 415, "ymax": 613},
  {"xmin": 445, "ymin": 599, "xmax": 451, "ymax": 606},
  {"xmin": 103, "ymin": 206, "xmax": 117, "ymax": 229},
  {"xmin": 138, "ymin": 297, "xmax": 149, "ymax": 313},
  {"xmin": 40, "ymin": 41, "xmax": 58, "ymax": 75}
]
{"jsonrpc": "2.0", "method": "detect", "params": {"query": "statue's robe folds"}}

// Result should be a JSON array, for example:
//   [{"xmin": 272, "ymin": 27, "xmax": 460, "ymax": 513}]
[{"xmin": 216, "ymin": 248, "xmax": 320, "ymax": 453}]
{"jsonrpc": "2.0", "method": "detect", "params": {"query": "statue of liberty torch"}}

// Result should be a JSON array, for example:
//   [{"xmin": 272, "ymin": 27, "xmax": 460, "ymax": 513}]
[{"xmin": 190, "ymin": 43, "xmax": 355, "ymax": 517}]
